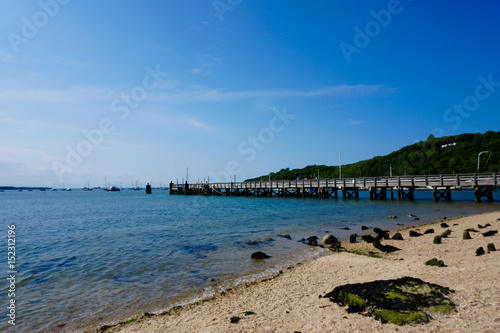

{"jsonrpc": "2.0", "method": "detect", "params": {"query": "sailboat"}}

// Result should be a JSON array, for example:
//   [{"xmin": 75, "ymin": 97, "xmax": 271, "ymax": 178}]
[
  {"xmin": 83, "ymin": 180, "xmax": 93, "ymax": 191},
  {"xmin": 131, "ymin": 180, "xmax": 142, "ymax": 191}
]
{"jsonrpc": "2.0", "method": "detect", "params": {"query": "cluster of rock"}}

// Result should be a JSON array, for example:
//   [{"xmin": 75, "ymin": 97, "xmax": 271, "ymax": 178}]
[
  {"xmin": 251, "ymin": 216, "xmax": 497, "ymax": 261},
  {"xmin": 250, "ymin": 232, "xmax": 343, "ymax": 260}
]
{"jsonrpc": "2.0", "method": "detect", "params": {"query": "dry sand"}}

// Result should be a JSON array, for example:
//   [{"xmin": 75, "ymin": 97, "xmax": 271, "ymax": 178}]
[{"xmin": 100, "ymin": 211, "xmax": 500, "ymax": 333}]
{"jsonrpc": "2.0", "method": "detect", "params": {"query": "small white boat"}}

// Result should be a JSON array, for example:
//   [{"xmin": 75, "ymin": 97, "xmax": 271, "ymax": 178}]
[{"xmin": 65, "ymin": 188, "xmax": 72, "ymax": 191}]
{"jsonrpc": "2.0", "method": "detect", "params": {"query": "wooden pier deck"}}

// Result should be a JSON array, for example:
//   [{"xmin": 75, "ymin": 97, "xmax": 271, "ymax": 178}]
[{"xmin": 169, "ymin": 173, "xmax": 499, "ymax": 202}]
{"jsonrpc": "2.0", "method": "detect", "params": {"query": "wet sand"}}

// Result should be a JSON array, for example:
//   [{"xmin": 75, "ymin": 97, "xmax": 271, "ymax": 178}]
[{"xmin": 98, "ymin": 210, "xmax": 500, "ymax": 333}]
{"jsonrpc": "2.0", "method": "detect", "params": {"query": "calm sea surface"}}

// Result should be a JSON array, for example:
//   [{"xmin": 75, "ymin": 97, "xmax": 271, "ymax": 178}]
[{"xmin": 1, "ymin": 189, "xmax": 499, "ymax": 332}]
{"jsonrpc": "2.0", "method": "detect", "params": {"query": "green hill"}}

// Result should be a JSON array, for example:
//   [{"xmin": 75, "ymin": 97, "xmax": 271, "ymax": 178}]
[{"xmin": 245, "ymin": 131, "xmax": 500, "ymax": 181}]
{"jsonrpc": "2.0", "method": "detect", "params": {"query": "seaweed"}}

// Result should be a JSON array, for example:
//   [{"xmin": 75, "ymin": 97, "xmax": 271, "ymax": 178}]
[
  {"xmin": 425, "ymin": 258, "xmax": 445, "ymax": 267},
  {"xmin": 323, "ymin": 277, "xmax": 454, "ymax": 326},
  {"xmin": 440, "ymin": 230, "xmax": 451, "ymax": 238}
]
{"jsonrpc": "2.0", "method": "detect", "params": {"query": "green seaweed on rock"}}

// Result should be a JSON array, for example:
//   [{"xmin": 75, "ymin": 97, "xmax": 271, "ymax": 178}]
[
  {"xmin": 373, "ymin": 309, "xmax": 428, "ymax": 325},
  {"xmin": 323, "ymin": 277, "xmax": 455, "ymax": 326},
  {"xmin": 425, "ymin": 258, "xmax": 445, "ymax": 267}
]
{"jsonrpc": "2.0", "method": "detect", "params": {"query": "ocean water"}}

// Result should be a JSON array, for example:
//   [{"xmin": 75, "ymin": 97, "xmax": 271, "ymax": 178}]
[{"xmin": 1, "ymin": 189, "xmax": 499, "ymax": 332}]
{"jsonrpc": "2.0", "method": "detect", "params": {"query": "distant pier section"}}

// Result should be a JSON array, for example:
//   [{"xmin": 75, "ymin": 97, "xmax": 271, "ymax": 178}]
[{"xmin": 169, "ymin": 173, "xmax": 498, "ymax": 202}]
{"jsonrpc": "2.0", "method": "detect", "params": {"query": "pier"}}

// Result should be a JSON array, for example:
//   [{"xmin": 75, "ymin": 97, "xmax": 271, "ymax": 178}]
[{"xmin": 169, "ymin": 173, "xmax": 498, "ymax": 202}]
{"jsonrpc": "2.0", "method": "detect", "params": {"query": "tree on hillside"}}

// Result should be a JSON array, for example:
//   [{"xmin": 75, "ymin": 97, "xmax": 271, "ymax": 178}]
[{"xmin": 244, "ymin": 131, "xmax": 500, "ymax": 181}]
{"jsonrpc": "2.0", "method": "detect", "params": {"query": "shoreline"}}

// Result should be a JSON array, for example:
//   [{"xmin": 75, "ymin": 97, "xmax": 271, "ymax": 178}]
[{"xmin": 92, "ymin": 209, "xmax": 500, "ymax": 333}]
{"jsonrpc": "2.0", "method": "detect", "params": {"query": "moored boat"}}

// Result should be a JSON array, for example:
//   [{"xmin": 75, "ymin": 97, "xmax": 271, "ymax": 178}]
[{"xmin": 105, "ymin": 186, "xmax": 121, "ymax": 192}]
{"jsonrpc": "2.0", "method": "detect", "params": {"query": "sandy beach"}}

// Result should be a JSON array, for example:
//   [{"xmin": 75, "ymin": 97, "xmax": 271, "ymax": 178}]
[{"xmin": 98, "ymin": 210, "xmax": 500, "ymax": 333}]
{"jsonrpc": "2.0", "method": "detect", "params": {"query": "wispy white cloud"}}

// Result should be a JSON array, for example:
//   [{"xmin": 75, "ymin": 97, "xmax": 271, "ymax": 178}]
[
  {"xmin": 350, "ymin": 119, "xmax": 366, "ymax": 125},
  {"xmin": 0, "ymin": 51, "xmax": 16, "ymax": 63},
  {"xmin": 51, "ymin": 56, "xmax": 97, "ymax": 69},
  {"xmin": 188, "ymin": 55, "xmax": 223, "ymax": 76},
  {"xmin": 0, "ymin": 85, "xmax": 114, "ymax": 103},
  {"xmin": 0, "ymin": 118, "xmax": 81, "ymax": 132},
  {"xmin": 186, "ymin": 118, "xmax": 210, "ymax": 129},
  {"xmin": 153, "ymin": 84, "xmax": 395, "ymax": 103},
  {"xmin": 0, "ymin": 146, "xmax": 60, "ymax": 171}
]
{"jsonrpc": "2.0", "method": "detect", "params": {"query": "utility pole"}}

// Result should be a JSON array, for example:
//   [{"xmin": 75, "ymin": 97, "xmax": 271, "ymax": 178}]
[
  {"xmin": 477, "ymin": 151, "xmax": 490, "ymax": 172},
  {"xmin": 339, "ymin": 150, "xmax": 342, "ymax": 178}
]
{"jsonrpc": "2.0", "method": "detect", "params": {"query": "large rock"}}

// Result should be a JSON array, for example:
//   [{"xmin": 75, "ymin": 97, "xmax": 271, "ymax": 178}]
[
  {"xmin": 251, "ymin": 251, "xmax": 271, "ymax": 259},
  {"xmin": 374, "ymin": 228, "xmax": 389, "ymax": 240},
  {"xmin": 321, "ymin": 234, "xmax": 341, "ymax": 249},
  {"xmin": 482, "ymin": 230, "xmax": 498, "ymax": 237},
  {"xmin": 391, "ymin": 232, "xmax": 404, "ymax": 240},
  {"xmin": 409, "ymin": 230, "xmax": 422, "ymax": 237},
  {"xmin": 349, "ymin": 234, "xmax": 357, "ymax": 243},
  {"xmin": 323, "ymin": 277, "xmax": 455, "ymax": 326},
  {"xmin": 362, "ymin": 235, "xmax": 376, "ymax": 243},
  {"xmin": 373, "ymin": 239, "xmax": 401, "ymax": 253},
  {"xmin": 305, "ymin": 236, "xmax": 318, "ymax": 246}
]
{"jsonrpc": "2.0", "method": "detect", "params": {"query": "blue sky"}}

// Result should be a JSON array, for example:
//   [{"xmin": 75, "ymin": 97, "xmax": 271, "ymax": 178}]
[{"xmin": 1, "ymin": 0, "xmax": 500, "ymax": 187}]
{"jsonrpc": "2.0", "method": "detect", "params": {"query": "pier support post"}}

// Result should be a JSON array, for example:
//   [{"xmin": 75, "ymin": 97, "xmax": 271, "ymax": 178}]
[
  {"xmin": 369, "ymin": 187, "xmax": 387, "ymax": 200},
  {"xmin": 433, "ymin": 186, "xmax": 451, "ymax": 202},
  {"xmin": 474, "ymin": 186, "xmax": 494, "ymax": 202},
  {"xmin": 203, "ymin": 184, "xmax": 211, "ymax": 196},
  {"xmin": 342, "ymin": 187, "xmax": 359, "ymax": 200},
  {"xmin": 398, "ymin": 187, "xmax": 415, "ymax": 201}
]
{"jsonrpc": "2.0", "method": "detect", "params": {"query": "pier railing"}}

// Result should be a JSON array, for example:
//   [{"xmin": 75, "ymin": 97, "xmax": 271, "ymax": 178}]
[
  {"xmin": 170, "ymin": 173, "xmax": 498, "ymax": 202},
  {"xmin": 183, "ymin": 173, "xmax": 498, "ymax": 190}
]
